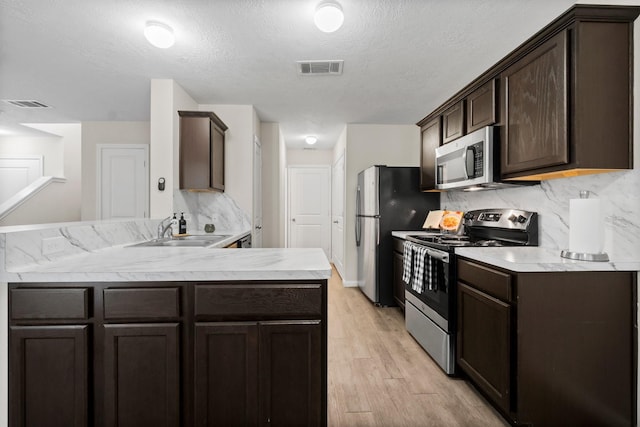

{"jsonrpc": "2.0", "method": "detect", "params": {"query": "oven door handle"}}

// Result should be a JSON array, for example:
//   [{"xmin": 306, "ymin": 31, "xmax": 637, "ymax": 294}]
[{"xmin": 426, "ymin": 248, "xmax": 449, "ymax": 263}]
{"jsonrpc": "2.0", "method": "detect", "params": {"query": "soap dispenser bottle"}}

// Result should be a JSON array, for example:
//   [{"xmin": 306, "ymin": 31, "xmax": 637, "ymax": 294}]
[
  {"xmin": 179, "ymin": 212, "xmax": 187, "ymax": 235},
  {"xmin": 171, "ymin": 213, "xmax": 178, "ymax": 232}
]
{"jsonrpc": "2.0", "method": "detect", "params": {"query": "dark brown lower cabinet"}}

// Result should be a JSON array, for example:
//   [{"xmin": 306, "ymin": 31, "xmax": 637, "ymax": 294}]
[
  {"xmin": 194, "ymin": 321, "xmax": 322, "ymax": 427},
  {"xmin": 457, "ymin": 283, "xmax": 511, "ymax": 414},
  {"xmin": 392, "ymin": 238, "xmax": 406, "ymax": 310},
  {"xmin": 194, "ymin": 322, "xmax": 259, "ymax": 427},
  {"xmin": 9, "ymin": 280, "xmax": 328, "ymax": 427},
  {"xmin": 103, "ymin": 323, "xmax": 180, "ymax": 427},
  {"xmin": 457, "ymin": 259, "xmax": 636, "ymax": 426},
  {"xmin": 9, "ymin": 325, "xmax": 88, "ymax": 427},
  {"xmin": 259, "ymin": 321, "xmax": 322, "ymax": 427}
]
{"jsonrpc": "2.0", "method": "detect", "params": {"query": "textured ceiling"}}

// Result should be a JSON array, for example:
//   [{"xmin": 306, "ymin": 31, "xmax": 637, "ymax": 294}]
[{"xmin": 0, "ymin": 0, "xmax": 633, "ymax": 148}]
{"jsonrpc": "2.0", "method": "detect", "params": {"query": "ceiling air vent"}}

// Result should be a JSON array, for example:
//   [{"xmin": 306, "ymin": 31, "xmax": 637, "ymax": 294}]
[
  {"xmin": 3, "ymin": 100, "xmax": 51, "ymax": 108},
  {"xmin": 297, "ymin": 60, "xmax": 344, "ymax": 76}
]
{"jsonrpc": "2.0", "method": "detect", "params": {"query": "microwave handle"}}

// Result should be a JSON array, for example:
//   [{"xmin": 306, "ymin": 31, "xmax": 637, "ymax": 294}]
[{"xmin": 464, "ymin": 146, "xmax": 476, "ymax": 179}]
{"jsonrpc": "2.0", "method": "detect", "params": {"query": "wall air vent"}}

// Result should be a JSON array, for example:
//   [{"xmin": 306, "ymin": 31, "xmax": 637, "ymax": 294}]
[
  {"xmin": 3, "ymin": 100, "xmax": 51, "ymax": 108},
  {"xmin": 296, "ymin": 60, "xmax": 344, "ymax": 76}
]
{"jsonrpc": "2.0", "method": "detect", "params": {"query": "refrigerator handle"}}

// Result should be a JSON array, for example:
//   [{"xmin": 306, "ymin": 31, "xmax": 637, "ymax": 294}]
[
  {"xmin": 355, "ymin": 186, "xmax": 361, "ymax": 246},
  {"xmin": 376, "ymin": 218, "xmax": 380, "ymax": 245}
]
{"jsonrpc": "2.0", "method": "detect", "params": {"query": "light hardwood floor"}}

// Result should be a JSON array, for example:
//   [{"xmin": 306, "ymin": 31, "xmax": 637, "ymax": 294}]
[{"xmin": 327, "ymin": 266, "xmax": 510, "ymax": 427}]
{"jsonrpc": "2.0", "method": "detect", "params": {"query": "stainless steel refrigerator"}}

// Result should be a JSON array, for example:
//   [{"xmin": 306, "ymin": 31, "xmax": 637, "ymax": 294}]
[{"xmin": 356, "ymin": 165, "xmax": 440, "ymax": 306}]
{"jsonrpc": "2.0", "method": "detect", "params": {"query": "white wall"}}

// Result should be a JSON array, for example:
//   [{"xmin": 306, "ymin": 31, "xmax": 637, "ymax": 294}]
[
  {"xmin": 149, "ymin": 79, "xmax": 198, "ymax": 218},
  {"xmin": 342, "ymin": 124, "xmax": 421, "ymax": 285},
  {"xmin": 81, "ymin": 121, "xmax": 149, "ymax": 220},
  {"xmin": 287, "ymin": 149, "xmax": 334, "ymax": 165},
  {"xmin": 199, "ymin": 104, "xmax": 256, "ymax": 219},
  {"xmin": 278, "ymin": 128, "xmax": 287, "ymax": 248},
  {"xmin": 0, "ymin": 134, "xmax": 64, "ymax": 177},
  {"xmin": 260, "ymin": 122, "xmax": 283, "ymax": 248},
  {"xmin": 149, "ymin": 80, "xmax": 258, "ymax": 225},
  {"xmin": 0, "ymin": 124, "xmax": 82, "ymax": 226}
]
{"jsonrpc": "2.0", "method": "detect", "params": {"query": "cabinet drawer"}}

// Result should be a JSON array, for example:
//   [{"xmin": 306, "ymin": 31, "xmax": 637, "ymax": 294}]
[
  {"xmin": 11, "ymin": 288, "xmax": 90, "ymax": 320},
  {"xmin": 195, "ymin": 284, "xmax": 322, "ymax": 318},
  {"xmin": 458, "ymin": 259, "xmax": 512, "ymax": 301},
  {"xmin": 103, "ymin": 288, "xmax": 180, "ymax": 320}
]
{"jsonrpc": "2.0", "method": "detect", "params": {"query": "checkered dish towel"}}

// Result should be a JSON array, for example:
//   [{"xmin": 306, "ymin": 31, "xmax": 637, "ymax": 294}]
[
  {"xmin": 425, "ymin": 256, "xmax": 437, "ymax": 292},
  {"xmin": 402, "ymin": 241, "xmax": 414, "ymax": 284},
  {"xmin": 412, "ymin": 246, "xmax": 428, "ymax": 294}
]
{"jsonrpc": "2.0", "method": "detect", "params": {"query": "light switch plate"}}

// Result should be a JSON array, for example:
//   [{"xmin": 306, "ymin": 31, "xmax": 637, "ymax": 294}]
[{"xmin": 42, "ymin": 236, "xmax": 67, "ymax": 255}]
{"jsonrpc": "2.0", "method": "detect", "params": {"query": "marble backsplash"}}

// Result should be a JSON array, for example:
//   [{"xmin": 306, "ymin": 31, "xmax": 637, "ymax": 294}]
[
  {"xmin": 442, "ymin": 168, "xmax": 640, "ymax": 261},
  {"xmin": 173, "ymin": 190, "xmax": 251, "ymax": 234},
  {"xmin": 0, "ymin": 219, "xmax": 157, "ymax": 274}
]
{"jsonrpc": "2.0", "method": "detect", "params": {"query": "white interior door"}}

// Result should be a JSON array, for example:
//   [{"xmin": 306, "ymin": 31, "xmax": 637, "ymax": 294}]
[
  {"xmin": 97, "ymin": 145, "xmax": 148, "ymax": 219},
  {"xmin": 331, "ymin": 153, "xmax": 345, "ymax": 278},
  {"xmin": 288, "ymin": 166, "xmax": 331, "ymax": 258},
  {"xmin": 0, "ymin": 157, "xmax": 43, "ymax": 204},
  {"xmin": 253, "ymin": 135, "xmax": 263, "ymax": 247}
]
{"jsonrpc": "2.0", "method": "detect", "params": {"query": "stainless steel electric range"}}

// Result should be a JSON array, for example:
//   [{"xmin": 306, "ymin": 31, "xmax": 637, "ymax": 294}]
[{"xmin": 402, "ymin": 208, "xmax": 538, "ymax": 375}]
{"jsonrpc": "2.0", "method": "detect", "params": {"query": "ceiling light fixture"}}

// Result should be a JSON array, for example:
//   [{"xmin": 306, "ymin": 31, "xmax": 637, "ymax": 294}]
[
  {"xmin": 144, "ymin": 21, "xmax": 175, "ymax": 48},
  {"xmin": 314, "ymin": 1, "xmax": 344, "ymax": 33},
  {"xmin": 305, "ymin": 136, "xmax": 318, "ymax": 145}
]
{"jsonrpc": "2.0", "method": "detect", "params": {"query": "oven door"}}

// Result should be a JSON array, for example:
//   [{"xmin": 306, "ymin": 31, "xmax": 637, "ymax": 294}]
[{"xmin": 404, "ymin": 246, "xmax": 452, "ymax": 329}]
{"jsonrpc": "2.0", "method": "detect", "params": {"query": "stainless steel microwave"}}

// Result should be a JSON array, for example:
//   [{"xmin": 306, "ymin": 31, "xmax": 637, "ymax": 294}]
[
  {"xmin": 435, "ymin": 126, "xmax": 537, "ymax": 191},
  {"xmin": 435, "ymin": 126, "xmax": 496, "ymax": 190}
]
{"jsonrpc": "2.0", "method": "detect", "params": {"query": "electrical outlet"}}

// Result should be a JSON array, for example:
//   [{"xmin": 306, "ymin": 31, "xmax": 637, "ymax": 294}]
[{"xmin": 42, "ymin": 236, "xmax": 67, "ymax": 256}]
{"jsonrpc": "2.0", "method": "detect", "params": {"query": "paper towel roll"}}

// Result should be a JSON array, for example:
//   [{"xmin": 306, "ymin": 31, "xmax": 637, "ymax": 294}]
[{"xmin": 569, "ymin": 197, "xmax": 604, "ymax": 254}]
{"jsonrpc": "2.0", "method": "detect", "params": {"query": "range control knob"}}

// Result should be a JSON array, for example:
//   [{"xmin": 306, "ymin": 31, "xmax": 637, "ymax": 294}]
[
  {"xmin": 508, "ymin": 214, "xmax": 518, "ymax": 223},
  {"xmin": 517, "ymin": 215, "xmax": 528, "ymax": 223},
  {"xmin": 464, "ymin": 212, "xmax": 474, "ymax": 220}
]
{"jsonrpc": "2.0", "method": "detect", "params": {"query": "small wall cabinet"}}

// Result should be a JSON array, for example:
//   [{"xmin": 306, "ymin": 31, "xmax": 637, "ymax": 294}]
[{"xmin": 178, "ymin": 111, "xmax": 228, "ymax": 192}]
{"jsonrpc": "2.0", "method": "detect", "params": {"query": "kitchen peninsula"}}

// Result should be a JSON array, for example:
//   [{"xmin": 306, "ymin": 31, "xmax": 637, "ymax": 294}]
[{"xmin": 0, "ymin": 219, "xmax": 332, "ymax": 427}]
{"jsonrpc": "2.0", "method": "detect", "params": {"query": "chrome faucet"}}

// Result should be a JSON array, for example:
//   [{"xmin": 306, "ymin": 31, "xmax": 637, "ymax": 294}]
[{"xmin": 157, "ymin": 216, "xmax": 173, "ymax": 239}]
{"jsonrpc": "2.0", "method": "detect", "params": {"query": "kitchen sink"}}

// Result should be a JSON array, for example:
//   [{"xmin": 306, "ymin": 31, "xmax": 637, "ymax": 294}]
[{"xmin": 128, "ymin": 234, "xmax": 232, "ymax": 248}]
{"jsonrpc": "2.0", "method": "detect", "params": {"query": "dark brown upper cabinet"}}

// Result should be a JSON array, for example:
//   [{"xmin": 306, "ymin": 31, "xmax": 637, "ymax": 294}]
[
  {"xmin": 466, "ymin": 79, "xmax": 497, "ymax": 134},
  {"xmin": 501, "ymin": 31, "xmax": 569, "ymax": 175},
  {"xmin": 442, "ymin": 100, "xmax": 465, "ymax": 144},
  {"xmin": 419, "ymin": 117, "xmax": 441, "ymax": 191},
  {"xmin": 178, "ymin": 111, "xmax": 228, "ymax": 192},
  {"xmin": 416, "ymin": 5, "xmax": 639, "ymax": 183},
  {"xmin": 500, "ymin": 13, "xmax": 637, "ymax": 180}
]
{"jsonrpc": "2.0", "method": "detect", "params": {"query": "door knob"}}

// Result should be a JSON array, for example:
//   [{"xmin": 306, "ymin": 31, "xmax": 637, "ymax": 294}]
[{"xmin": 292, "ymin": 218, "xmax": 296, "ymax": 222}]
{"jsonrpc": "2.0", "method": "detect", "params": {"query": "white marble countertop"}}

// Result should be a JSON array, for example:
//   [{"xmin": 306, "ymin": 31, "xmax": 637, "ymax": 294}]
[
  {"xmin": 455, "ymin": 247, "xmax": 640, "ymax": 272},
  {"xmin": 5, "ymin": 245, "xmax": 332, "ymax": 282},
  {"xmin": 392, "ymin": 230, "xmax": 639, "ymax": 272}
]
